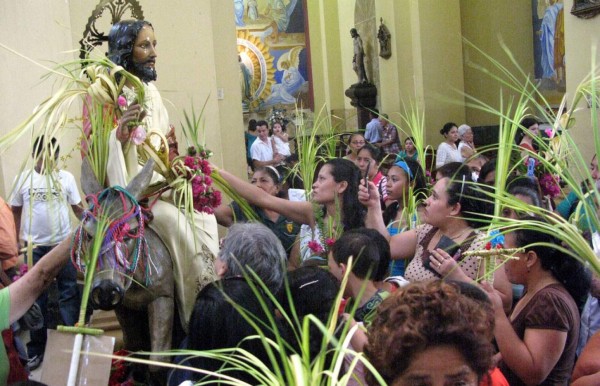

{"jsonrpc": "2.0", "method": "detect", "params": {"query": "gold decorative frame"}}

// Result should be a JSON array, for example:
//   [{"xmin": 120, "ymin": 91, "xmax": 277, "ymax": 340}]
[
  {"xmin": 236, "ymin": 30, "xmax": 275, "ymax": 112},
  {"xmin": 79, "ymin": 0, "xmax": 145, "ymax": 60}
]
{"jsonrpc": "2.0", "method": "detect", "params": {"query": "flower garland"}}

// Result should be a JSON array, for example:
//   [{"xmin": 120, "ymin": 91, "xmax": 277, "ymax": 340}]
[
  {"xmin": 171, "ymin": 146, "xmax": 222, "ymax": 214},
  {"xmin": 108, "ymin": 350, "xmax": 136, "ymax": 386},
  {"xmin": 307, "ymin": 203, "xmax": 341, "ymax": 257},
  {"xmin": 521, "ymin": 126, "xmax": 565, "ymax": 199},
  {"xmin": 267, "ymin": 107, "xmax": 289, "ymax": 127}
]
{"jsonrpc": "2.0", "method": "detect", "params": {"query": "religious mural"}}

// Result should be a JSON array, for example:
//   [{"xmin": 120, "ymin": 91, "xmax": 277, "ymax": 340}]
[
  {"xmin": 234, "ymin": 0, "xmax": 311, "ymax": 113},
  {"xmin": 532, "ymin": 0, "xmax": 565, "ymax": 106}
]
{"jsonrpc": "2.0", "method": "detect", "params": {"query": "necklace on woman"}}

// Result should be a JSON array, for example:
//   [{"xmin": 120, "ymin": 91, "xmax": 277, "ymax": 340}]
[{"xmin": 439, "ymin": 227, "xmax": 472, "ymax": 241}]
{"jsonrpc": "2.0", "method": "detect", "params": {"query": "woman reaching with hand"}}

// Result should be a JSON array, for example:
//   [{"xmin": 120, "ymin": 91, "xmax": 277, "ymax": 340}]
[
  {"xmin": 215, "ymin": 158, "xmax": 365, "ymax": 267},
  {"xmin": 383, "ymin": 159, "xmax": 427, "ymax": 277},
  {"xmin": 359, "ymin": 163, "xmax": 513, "ymax": 312},
  {"xmin": 214, "ymin": 166, "xmax": 299, "ymax": 258}
]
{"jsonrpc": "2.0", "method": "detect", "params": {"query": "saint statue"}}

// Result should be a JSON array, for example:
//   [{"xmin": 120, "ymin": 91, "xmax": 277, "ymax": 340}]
[
  {"xmin": 377, "ymin": 18, "xmax": 392, "ymax": 59},
  {"xmin": 351, "ymin": 28, "xmax": 368, "ymax": 84}
]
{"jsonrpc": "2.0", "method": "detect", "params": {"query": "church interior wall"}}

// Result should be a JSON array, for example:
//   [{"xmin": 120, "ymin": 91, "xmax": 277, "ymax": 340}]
[
  {"xmin": 0, "ymin": 1, "xmax": 76, "ymax": 197},
  {"xmin": 2, "ymin": 0, "xmax": 600, "ymax": 196},
  {"xmin": 416, "ymin": 0, "xmax": 467, "ymax": 145},
  {"xmin": 460, "ymin": 0, "xmax": 535, "ymax": 128},
  {"xmin": 564, "ymin": 0, "xmax": 600, "ymax": 164}
]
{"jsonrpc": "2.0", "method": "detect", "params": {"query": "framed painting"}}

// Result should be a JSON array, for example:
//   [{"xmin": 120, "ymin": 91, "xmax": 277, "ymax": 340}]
[
  {"xmin": 235, "ymin": 0, "xmax": 313, "ymax": 114},
  {"xmin": 571, "ymin": 0, "xmax": 600, "ymax": 19},
  {"xmin": 532, "ymin": 0, "xmax": 566, "ymax": 107}
]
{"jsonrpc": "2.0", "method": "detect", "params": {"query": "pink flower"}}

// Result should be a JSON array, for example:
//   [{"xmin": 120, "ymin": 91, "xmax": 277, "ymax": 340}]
[
  {"xmin": 200, "ymin": 159, "xmax": 212, "ymax": 175},
  {"xmin": 191, "ymin": 179, "xmax": 206, "ymax": 195},
  {"xmin": 307, "ymin": 240, "xmax": 325, "ymax": 255},
  {"xmin": 130, "ymin": 126, "xmax": 147, "ymax": 145},
  {"xmin": 210, "ymin": 190, "xmax": 222, "ymax": 207},
  {"xmin": 545, "ymin": 128, "xmax": 555, "ymax": 138},
  {"xmin": 539, "ymin": 173, "xmax": 561, "ymax": 198},
  {"xmin": 184, "ymin": 156, "xmax": 196, "ymax": 169},
  {"xmin": 117, "ymin": 95, "xmax": 128, "ymax": 108},
  {"xmin": 325, "ymin": 238, "xmax": 336, "ymax": 247}
]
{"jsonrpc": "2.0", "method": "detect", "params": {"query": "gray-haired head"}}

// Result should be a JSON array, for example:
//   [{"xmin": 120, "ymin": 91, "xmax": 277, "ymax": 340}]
[
  {"xmin": 217, "ymin": 223, "xmax": 286, "ymax": 293},
  {"xmin": 457, "ymin": 124, "xmax": 472, "ymax": 138}
]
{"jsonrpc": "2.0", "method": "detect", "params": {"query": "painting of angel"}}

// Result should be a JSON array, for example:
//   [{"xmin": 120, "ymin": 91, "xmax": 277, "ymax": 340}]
[{"xmin": 262, "ymin": 46, "xmax": 308, "ymax": 107}]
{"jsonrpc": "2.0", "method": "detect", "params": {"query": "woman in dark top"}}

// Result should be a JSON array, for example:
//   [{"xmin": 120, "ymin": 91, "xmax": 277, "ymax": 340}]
[
  {"xmin": 483, "ymin": 217, "xmax": 591, "ymax": 385},
  {"xmin": 215, "ymin": 166, "xmax": 300, "ymax": 257}
]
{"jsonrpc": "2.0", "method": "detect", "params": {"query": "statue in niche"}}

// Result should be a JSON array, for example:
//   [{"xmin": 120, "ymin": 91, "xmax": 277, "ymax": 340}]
[
  {"xmin": 377, "ymin": 18, "xmax": 392, "ymax": 59},
  {"xmin": 239, "ymin": 55, "xmax": 254, "ymax": 103},
  {"xmin": 351, "ymin": 28, "xmax": 368, "ymax": 84}
]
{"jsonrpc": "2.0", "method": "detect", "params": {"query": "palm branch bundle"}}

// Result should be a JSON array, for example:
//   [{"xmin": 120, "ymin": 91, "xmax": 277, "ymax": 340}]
[
  {"xmin": 462, "ymin": 39, "xmax": 600, "ymax": 278},
  {"xmin": 95, "ymin": 258, "xmax": 387, "ymax": 385},
  {"xmin": 175, "ymin": 101, "xmax": 257, "ymax": 221},
  {"xmin": 287, "ymin": 104, "xmax": 340, "ymax": 195}
]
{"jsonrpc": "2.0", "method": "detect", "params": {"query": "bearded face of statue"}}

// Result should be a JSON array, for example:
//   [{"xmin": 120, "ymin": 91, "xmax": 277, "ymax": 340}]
[
  {"xmin": 129, "ymin": 25, "xmax": 158, "ymax": 83},
  {"xmin": 107, "ymin": 20, "xmax": 158, "ymax": 83}
]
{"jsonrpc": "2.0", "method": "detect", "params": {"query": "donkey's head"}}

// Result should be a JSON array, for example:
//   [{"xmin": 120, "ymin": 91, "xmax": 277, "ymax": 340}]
[{"xmin": 77, "ymin": 158, "xmax": 155, "ymax": 310}]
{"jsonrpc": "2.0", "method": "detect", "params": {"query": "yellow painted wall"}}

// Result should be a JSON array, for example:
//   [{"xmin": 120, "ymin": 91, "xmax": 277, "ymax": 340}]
[
  {"xmin": 0, "ymin": 1, "xmax": 75, "ymax": 197},
  {"xmin": 417, "ymin": 0, "xmax": 466, "ymax": 145},
  {"xmin": 0, "ymin": 0, "xmax": 246, "ymax": 198},
  {"xmin": 374, "ymin": 0, "xmax": 428, "ymax": 137},
  {"xmin": 564, "ymin": 0, "xmax": 600, "ymax": 163},
  {"xmin": 374, "ymin": 1, "xmax": 402, "ymax": 123},
  {"xmin": 306, "ymin": 0, "xmax": 356, "ymax": 131},
  {"xmin": 460, "ymin": 0, "xmax": 534, "ymax": 127}
]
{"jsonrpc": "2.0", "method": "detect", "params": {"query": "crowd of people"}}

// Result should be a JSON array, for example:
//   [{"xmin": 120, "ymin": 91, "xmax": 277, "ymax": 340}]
[
  {"xmin": 4, "ymin": 18, "xmax": 600, "ymax": 386},
  {"xmin": 231, "ymin": 111, "xmax": 600, "ymax": 386}
]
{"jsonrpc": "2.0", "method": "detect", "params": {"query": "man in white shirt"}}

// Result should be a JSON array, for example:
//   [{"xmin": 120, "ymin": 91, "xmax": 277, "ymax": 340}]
[
  {"xmin": 250, "ymin": 120, "xmax": 284, "ymax": 169},
  {"xmin": 364, "ymin": 109, "xmax": 382, "ymax": 144},
  {"xmin": 10, "ymin": 136, "xmax": 83, "ymax": 370}
]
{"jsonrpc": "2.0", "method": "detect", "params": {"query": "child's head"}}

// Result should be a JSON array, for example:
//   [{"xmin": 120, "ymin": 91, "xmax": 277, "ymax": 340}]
[
  {"xmin": 272, "ymin": 121, "xmax": 285, "ymax": 134},
  {"xmin": 328, "ymin": 228, "xmax": 389, "ymax": 282}
]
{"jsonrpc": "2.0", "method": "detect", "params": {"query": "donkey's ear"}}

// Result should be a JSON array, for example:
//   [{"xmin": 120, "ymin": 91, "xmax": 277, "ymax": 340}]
[
  {"xmin": 81, "ymin": 157, "xmax": 104, "ymax": 196},
  {"xmin": 125, "ymin": 159, "xmax": 155, "ymax": 200}
]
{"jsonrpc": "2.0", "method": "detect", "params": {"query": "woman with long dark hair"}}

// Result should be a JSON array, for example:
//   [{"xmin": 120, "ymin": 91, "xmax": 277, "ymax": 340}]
[
  {"xmin": 483, "ymin": 217, "xmax": 591, "ymax": 386},
  {"xmin": 360, "ymin": 163, "xmax": 513, "ymax": 311},
  {"xmin": 383, "ymin": 159, "xmax": 427, "ymax": 277},
  {"xmin": 215, "ymin": 158, "xmax": 365, "ymax": 266}
]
